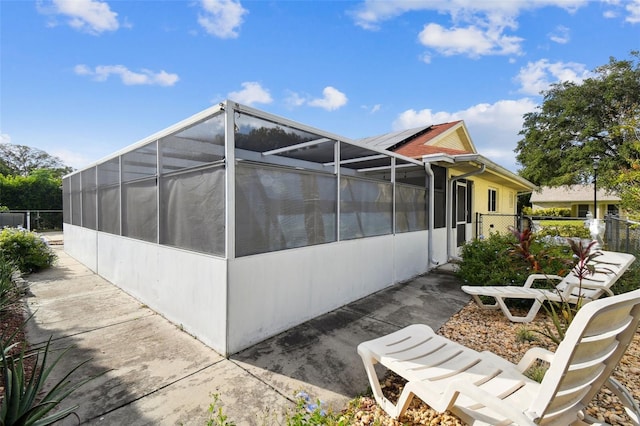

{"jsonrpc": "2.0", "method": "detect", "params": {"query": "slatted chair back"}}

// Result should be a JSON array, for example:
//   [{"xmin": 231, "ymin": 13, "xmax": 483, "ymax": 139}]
[{"xmin": 529, "ymin": 288, "xmax": 640, "ymax": 425}]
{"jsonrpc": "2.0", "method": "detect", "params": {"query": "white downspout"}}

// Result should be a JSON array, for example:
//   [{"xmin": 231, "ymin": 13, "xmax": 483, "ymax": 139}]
[
  {"xmin": 447, "ymin": 163, "xmax": 486, "ymax": 262},
  {"xmin": 424, "ymin": 162, "xmax": 439, "ymax": 270}
]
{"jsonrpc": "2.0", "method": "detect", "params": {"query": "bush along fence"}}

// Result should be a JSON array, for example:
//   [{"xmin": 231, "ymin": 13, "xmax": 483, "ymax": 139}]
[{"xmin": 474, "ymin": 213, "xmax": 591, "ymax": 240}]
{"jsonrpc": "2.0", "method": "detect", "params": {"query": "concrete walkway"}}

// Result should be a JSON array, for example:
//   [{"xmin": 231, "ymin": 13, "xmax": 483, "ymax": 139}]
[{"xmin": 24, "ymin": 237, "xmax": 469, "ymax": 425}]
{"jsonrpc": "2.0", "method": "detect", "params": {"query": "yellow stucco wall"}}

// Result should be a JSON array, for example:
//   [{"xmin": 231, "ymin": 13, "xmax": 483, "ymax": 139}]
[{"xmin": 449, "ymin": 167, "xmax": 520, "ymax": 236}]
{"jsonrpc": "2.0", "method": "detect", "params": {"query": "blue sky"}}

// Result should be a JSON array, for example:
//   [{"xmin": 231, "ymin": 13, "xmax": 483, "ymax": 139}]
[{"xmin": 1, "ymin": 0, "xmax": 639, "ymax": 172}]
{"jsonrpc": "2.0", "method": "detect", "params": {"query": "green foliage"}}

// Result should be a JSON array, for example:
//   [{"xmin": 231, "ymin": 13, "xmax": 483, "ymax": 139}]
[
  {"xmin": 0, "ymin": 258, "xmax": 20, "ymax": 317},
  {"xmin": 515, "ymin": 326, "xmax": 538, "ymax": 343},
  {"xmin": 0, "ymin": 144, "xmax": 70, "ymax": 178},
  {"xmin": 0, "ymin": 228, "xmax": 57, "ymax": 273},
  {"xmin": 0, "ymin": 338, "xmax": 96, "ymax": 426},
  {"xmin": 204, "ymin": 391, "xmax": 356, "ymax": 426},
  {"xmin": 457, "ymin": 232, "xmax": 572, "ymax": 287},
  {"xmin": 534, "ymin": 239, "xmax": 604, "ymax": 345},
  {"xmin": 206, "ymin": 393, "xmax": 236, "ymax": 426},
  {"xmin": 536, "ymin": 224, "xmax": 591, "ymax": 239},
  {"xmin": 611, "ymin": 258, "xmax": 640, "ymax": 294},
  {"xmin": 524, "ymin": 363, "xmax": 548, "ymax": 383},
  {"xmin": 0, "ymin": 170, "xmax": 62, "ymax": 211},
  {"xmin": 614, "ymin": 138, "xmax": 640, "ymax": 220},
  {"xmin": 522, "ymin": 207, "xmax": 571, "ymax": 217},
  {"xmin": 516, "ymin": 51, "xmax": 640, "ymax": 188}
]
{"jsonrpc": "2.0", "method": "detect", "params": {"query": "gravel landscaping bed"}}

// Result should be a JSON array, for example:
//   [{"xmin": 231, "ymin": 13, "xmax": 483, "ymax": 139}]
[{"xmin": 350, "ymin": 301, "xmax": 640, "ymax": 426}]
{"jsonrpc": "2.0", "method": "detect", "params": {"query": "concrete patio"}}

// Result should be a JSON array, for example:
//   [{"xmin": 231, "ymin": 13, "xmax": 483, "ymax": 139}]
[{"xmin": 24, "ymin": 236, "xmax": 469, "ymax": 425}]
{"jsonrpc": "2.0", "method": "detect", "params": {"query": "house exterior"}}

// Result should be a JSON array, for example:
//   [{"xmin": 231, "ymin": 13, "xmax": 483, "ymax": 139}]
[
  {"xmin": 62, "ymin": 101, "xmax": 535, "ymax": 356},
  {"xmin": 530, "ymin": 185, "xmax": 621, "ymax": 218},
  {"xmin": 359, "ymin": 120, "xmax": 537, "ymax": 245}
]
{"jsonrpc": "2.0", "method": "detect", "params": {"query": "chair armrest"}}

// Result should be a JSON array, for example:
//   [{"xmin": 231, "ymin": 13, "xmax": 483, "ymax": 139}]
[
  {"xmin": 516, "ymin": 347, "xmax": 555, "ymax": 372},
  {"xmin": 523, "ymin": 274, "xmax": 564, "ymax": 289},
  {"xmin": 562, "ymin": 281, "xmax": 615, "ymax": 298}
]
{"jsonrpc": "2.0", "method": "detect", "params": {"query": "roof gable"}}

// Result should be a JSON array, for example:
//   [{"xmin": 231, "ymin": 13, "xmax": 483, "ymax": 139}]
[
  {"xmin": 357, "ymin": 120, "xmax": 476, "ymax": 158},
  {"xmin": 531, "ymin": 185, "xmax": 620, "ymax": 203}
]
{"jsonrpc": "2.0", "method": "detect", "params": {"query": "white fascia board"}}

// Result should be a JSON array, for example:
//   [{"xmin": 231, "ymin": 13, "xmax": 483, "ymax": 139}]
[
  {"xmin": 64, "ymin": 103, "xmax": 225, "ymax": 178},
  {"xmin": 230, "ymin": 101, "xmax": 423, "ymax": 167}
]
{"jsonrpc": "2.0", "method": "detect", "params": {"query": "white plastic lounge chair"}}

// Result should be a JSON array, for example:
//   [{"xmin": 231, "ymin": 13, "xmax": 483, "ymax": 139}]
[
  {"xmin": 357, "ymin": 288, "xmax": 640, "ymax": 425},
  {"xmin": 461, "ymin": 250, "xmax": 636, "ymax": 322}
]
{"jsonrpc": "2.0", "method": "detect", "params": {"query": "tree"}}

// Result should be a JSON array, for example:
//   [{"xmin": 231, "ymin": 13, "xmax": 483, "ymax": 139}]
[
  {"xmin": 0, "ymin": 169, "xmax": 62, "ymax": 210},
  {"xmin": 515, "ymin": 52, "xmax": 640, "ymax": 189},
  {"xmin": 0, "ymin": 143, "xmax": 71, "ymax": 177},
  {"xmin": 613, "ymin": 113, "xmax": 640, "ymax": 219}
]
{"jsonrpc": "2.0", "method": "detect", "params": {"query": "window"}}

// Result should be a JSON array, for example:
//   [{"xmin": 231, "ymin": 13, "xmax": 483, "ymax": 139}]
[
  {"xmin": 433, "ymin": 166, "xmax": 447, "ymax": 228},
  {"xmin": 578, "ymin": 204, "xmax": 589, "ymax": 218},
  {"xmin": 488, "ymin": 189, "xmax": 497, "ymax": 212}
]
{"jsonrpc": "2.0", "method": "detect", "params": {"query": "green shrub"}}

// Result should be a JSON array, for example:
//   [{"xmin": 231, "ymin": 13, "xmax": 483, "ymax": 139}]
[
  {"xmin": 0, "ymin": 258, "xmax": 19, "ymax": 316},
  {"xmin": 522, "ymin": 207, "xmax": 571, "ymax": 217},
  {"xmin": 457, "ymin": 232, "xmax": 572, "ymax": 287},
  {"xmin": 536, "ymin": 224, "xmax": 591, "ymax": 239},
  {"xmin": 0, "ymin": 228, "xmax": 56, "ymax": 273},
  {"xmin": 611, "ymin": 257, "xmax": 640, "ymax": 294}
]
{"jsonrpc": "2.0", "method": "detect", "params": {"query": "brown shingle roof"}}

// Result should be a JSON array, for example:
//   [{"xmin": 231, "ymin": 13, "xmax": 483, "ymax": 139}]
[
  {"xmin": 392, "ymin": 121, "xmax": 471, "ymax": 158},
  {"xmin": 394, "ymin": 143, "xmax": 469, "ymax": 158}
]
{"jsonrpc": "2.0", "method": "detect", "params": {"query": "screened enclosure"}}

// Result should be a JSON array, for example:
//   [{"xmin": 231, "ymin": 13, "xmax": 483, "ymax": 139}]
[
  {"xmin": 64, "ymin": 103, "xmax": 431, "ymax": 259},
  {"xmin": 62, "ymin": 101, "xmax": 440, "ymax": 355}
]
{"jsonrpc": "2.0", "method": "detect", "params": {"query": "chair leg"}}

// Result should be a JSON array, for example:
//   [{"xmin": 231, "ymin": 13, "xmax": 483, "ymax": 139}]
[
  {"xmin": 358, "ymin": 350, "xmax": 405, "ymax": 418},
  {"xmin": 495, "ymin": 297, "xmax": 542, "ymax": 323},
  {"xmin": 470, "ymin": 294, "xmax": 500, "ymax": 310}
]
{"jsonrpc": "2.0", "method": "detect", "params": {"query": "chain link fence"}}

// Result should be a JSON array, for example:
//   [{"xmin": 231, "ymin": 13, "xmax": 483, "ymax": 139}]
[
  {"xmin": 604, "ymin": 215, "xmax": 640, "ymax": 255},
  {"xmin": 474, "ymin": 213, "xmax": 531, "ymax": 238},
  {"xmin": 0, "ymin": 210, "xmax": 63, "ymax": 231}
]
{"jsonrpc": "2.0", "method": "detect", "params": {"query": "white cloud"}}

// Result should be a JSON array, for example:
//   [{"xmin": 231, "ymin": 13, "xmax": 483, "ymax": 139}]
[
  {"xmin": 284, "ymin": 91, "xmax": 306, "ymax": 107},
  {"xmin": 198, "ymin": 0, "xmax": 248, "ymax": 38},
  {"xmin": 549, "ymin": 25, "xmax": 570, "ymax": 43},
  {"xmin": 74, "ymin": 64, "xmax": 180, "ymax": 86},
  {"xmin": 392, "ymin": 98, "xmax": 538, "ymax": 171},
  {"xmin": 38, "ymin": 0, "xmax": 119, "ymax": 34},
  {"xmin": 0, "ymin": 133, "xmax": 11, "ymax": 144},
  {"xmin": 626, "ymin": 0, "xmax": 640, "ymax": 23},
  {"xmin": 515, "ymin": 59, "xmax": 591, "ymax": 95},
  {"xmin": 227, "ymin": 82, "xmax": 272, "ymax": 105},
  {"xmin": 351, "ymin": 1, "xmax": 590, "ymax": 58},
  {"xmin": 418, "ymin": 22, "xmax": 523, "ymax": 57},
  {"xmin": 350, "ymin": 1, "xmax": 587, "ymax": 30},
  {"xmin": 308, "ymin": 86, "xmax": 348, "ymax": 111}
]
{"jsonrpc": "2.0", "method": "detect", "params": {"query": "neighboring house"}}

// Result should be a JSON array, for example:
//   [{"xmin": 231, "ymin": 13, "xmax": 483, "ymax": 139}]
[
  {"xmin": 62, "ymin": 101, "xmax": 535, "ymax": 356},
  {"xmin": 530, "ymin": 185, "xmax": 621, "ymax": 218},
  {"xmin": 359, "ymin": 120, "xmax": 537, "ymax": 246}
]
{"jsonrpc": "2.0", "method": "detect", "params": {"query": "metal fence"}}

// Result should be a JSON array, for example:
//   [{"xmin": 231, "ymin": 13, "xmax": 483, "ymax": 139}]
[
  {"xmin": 475, "ymin": 213, "xmax": 530, "ymax": 238},
  {"xmin": 0, "ymin": 210, "xmax": 63, "ymax": 231},
  {"xmin": 604, "ymin": 215, "xmax": 640, "ymax": 255}
]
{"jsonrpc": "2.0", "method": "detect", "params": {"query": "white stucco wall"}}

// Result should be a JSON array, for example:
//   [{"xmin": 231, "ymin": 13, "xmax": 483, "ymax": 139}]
[
  {"xmin": 65, "ymin": 226, "xmax": 442, "ymax": 356},
  {"xmin": 226, "ymin": 232, "xmax": 431, "ymax": 354},
  {"xmin": 64, "ymin": 226, "xmax": 228, "ymax": 354},
  {"xmin": 63, "ymin": 224, "xmax": 98, "ymax": 272},
  {"xmin": 431, "ymin": 228, "xmax": 449, "ymax": 265}
]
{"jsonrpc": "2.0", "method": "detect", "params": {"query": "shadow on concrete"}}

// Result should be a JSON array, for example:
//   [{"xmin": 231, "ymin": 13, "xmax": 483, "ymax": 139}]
[
  {"xmin": 231, "ymin": 271, "xmax": 470, "ymax": 412},
  {"xmin": 23, "ymin": 246, "xmax": 230, "ymax": 425},
  {"xmin": 22, "ymin": 240, "xmax": 470, "ymax": 424}
]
